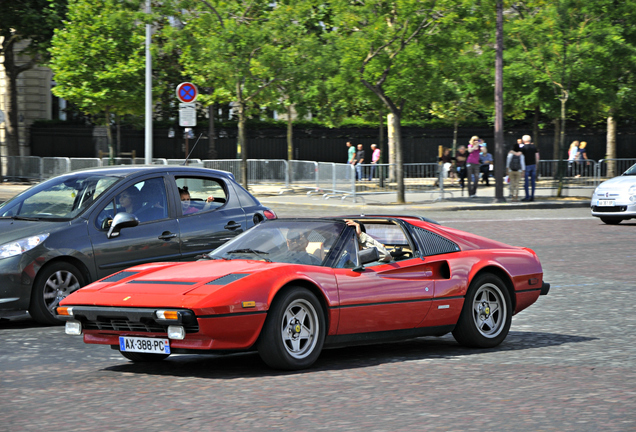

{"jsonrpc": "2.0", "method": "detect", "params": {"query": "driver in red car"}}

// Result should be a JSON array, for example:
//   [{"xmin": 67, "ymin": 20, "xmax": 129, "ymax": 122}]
[
  {"xmin": 279, "ymin": 229, "xmax": 322, "ymax": 265},
  {"xmin": 345, "ymin": 220, "xmax": 392, "ymax": 262}
]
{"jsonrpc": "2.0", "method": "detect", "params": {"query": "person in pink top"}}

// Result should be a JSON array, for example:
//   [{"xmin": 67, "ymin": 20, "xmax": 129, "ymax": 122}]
[
  {"xmin": 466, "ymin": 136, "xmax": 482, "ymax": 197},
  {"xmin": 368, "ymin": 143, "xmax": 381, "ymax": 181}
]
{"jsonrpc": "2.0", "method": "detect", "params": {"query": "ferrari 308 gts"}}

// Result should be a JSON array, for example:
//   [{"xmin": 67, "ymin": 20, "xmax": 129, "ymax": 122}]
[{"xmin": 57, "ymin": 216, "xmax": 550, "ymax": 370}]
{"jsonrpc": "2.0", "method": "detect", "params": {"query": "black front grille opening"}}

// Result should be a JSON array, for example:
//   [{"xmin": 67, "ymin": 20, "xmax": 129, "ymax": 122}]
[
  {"xmin": 82, "ymin": 318, "xmax": 199, "ymax": 333},
  {"xmin": 593, "ymin": 206, "xmax": 627, "ymax": 213}
]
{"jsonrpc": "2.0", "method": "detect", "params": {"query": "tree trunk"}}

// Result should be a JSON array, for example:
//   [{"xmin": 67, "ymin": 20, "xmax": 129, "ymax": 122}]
[
  {"xmin": 389, "ymin": 112, "xmax": 404, "ymax": 204},
  {"xmin": 494, "ymin": 0, "xmax": 505, "ymax": 201},
  {"xmin": 452, "ymin": 119, "xmax": 458, "ymax": 156},
  {"xmin": 387, "ymin": 113, "xmax": 396, "ymax": 183},
  {"xmin": 207, "ymin": 103, "xmax": 217, "ymax": 159},
  {"xmin": 606, "ymin": 114, "xmax": 616, "ymax": 178},
  {"xmin": 286, "ymin": 104, "xmax": 293, "ymax": 161},
  {"xmin": 556, "ymin": 93, "xmax": 568, "ymax": 197},
  {"xmin": 552, "ymin": 118, "xmax": 560, "ymax": 161},
  {"xmin": 237, "ymin": 100, "xmax": 248, "ymax": 189},
  {"xmin": 3, "ymin": 39, "xmax": 21, "ymax": 157},
  {"xmin": 105, "ymin": 108, "xmax": 114, "ymax": 165},
  {"xmin": 533, "ymin": 106, "xmax": 540, "ymax": 149}
]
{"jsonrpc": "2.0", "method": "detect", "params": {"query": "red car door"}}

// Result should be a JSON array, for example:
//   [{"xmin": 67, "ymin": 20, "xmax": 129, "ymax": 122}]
[{"xmin": 332, "ymin": 227, "xmax": 438, "ymax": 335}]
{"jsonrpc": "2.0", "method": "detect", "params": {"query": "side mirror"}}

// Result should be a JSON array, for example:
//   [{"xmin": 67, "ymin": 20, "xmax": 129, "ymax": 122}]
[
  {"xmin": 107, "ymin": 212, "xmax": 139, "ymax": 239},
  {"xmin": 353, "ymin": 247, "xmax": 380, "ymax": 272}
]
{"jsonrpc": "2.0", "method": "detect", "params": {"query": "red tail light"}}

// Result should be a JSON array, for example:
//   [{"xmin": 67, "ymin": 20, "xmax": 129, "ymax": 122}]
[{"xmin": 263, "ymin": 210, "xmax": 277, "ymax": 220}]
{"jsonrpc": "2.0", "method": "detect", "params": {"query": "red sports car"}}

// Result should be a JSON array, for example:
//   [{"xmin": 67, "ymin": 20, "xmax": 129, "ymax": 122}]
[{"xmin": 57, "ymin": 216, "xmax": 549, "ymax": 370}]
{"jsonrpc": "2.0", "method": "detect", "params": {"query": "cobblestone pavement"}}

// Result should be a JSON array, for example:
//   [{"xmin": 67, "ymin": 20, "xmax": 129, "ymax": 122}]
[{"xmin": 1, "ymin": 208, "xmax": 634, "ymax": 432}]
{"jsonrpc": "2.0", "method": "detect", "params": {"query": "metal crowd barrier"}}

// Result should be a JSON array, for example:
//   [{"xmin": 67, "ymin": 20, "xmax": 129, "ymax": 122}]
[{"xmin": 597, "ymin": 158, "xmax": 636, "ymax": 179}]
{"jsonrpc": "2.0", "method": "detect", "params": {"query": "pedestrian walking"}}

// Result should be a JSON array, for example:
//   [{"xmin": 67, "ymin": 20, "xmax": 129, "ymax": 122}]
[
  {"xmin": 479, "ymin": 143, "xmax": 493, "ymax": 186},
  {"xmin": 521, "ymin": 134, "xmax": 539, "ymax": 201},
  {"xmin": 466, "ymin": 136, "xmax": 481, "ymax": 197},
  {"xmin": 368, "ymin": 144, "xmax": 380, "ymax": 181},
  {"xmin": 576, "ymin": 141, "xmax": 590, "ymax": 176},
  {"xmin": 346, "ymin": 141, "xmax": 356, "ymax": 165},
  {"xmin": 354, "ymin": 144, "xmax": 365, "ymax": 180},
  {"xmin": 568, "ymin": 140, "xmax": 579, "ymax": 176},
  {"xmin": 455, "ymin": 146, "xmax": 468, "ymax": 189},
  {"xmin": 506, "ymin": 143, "xmax": 525, "ymax": 201}
]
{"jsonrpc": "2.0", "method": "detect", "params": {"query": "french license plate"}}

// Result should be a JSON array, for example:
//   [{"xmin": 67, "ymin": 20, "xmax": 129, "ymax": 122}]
[
  {"xmin": 119, "ymin": 336, "xmax": 170, "ymax": 354},
  {"xmin": 598, "ymin": 199, "xmax": 615, "ymax": 207}
]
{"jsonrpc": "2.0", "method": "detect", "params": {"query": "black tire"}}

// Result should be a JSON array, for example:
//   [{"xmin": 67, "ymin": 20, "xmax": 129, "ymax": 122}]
[
  {"xmin": 29, "ymin": 262, "xmax": 85, "ymax": 326},
  {"xmin": 257, "ymin": 287, "xmax": 326, "ymax": 370},
  {"xmin": 600, "ymin": 217, "xmax": 622, "ymax": 225},
  {"xmin": 120, "ymin": 351, "xmax": 170, "ymax": 362},
  {"xmin": 452, "ymin": 273, "xmax": 512, "ymax": 348}
]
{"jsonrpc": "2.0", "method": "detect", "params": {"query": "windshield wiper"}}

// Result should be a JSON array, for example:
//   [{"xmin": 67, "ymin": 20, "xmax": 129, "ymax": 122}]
[
  {"xmin": 226, "ymin": 249, "xmax": 272, "ymax": 262},
  {"xmin": 10, "ymin": 215, "xmax": 41, "ymax": 221}
]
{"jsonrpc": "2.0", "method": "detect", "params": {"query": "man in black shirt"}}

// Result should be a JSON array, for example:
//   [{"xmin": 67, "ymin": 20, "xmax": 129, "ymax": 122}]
[
  {"xmin": 354, "ymin": 144, "xmax": 365, "ymax": 180},
  {"xmin": 520, "ymin": 134, "xmax": 539, "ymax": 201}
]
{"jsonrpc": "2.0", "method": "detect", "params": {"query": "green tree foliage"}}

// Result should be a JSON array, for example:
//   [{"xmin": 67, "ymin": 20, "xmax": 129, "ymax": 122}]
[
  {"xmin": 328, "ymin": 0, "xmax": 469, "ymax": 203},
  {"xmin": 49, "ymin": 0, "xmax": 147, "ymax": 159},
  {"xmin": 0, "ymin": 0, "xmax": 67, "ymax": 157}
]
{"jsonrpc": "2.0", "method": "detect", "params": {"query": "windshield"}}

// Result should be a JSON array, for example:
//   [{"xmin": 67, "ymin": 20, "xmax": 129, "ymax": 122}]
[
  {"xmin": 209, "ymin": 220, "xmax": 345, "ymax": 266},
  {"xmin": 623, "ymin": 163, "xmax": 636, "ymax": 176},
  {"xmin": 0, "ymin": 174, "xmax": 120, "ymax": 220}
]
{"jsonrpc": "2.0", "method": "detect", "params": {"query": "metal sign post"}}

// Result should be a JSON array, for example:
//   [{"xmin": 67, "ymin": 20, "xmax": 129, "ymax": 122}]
[{"xmin": 176, "ymin": 83, "xmax": 198, "ymax": 161}]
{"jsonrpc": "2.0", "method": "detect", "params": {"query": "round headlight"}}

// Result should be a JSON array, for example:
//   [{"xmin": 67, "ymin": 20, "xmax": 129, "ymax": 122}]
[{"xmin": 629, "ymin": 185, "xmax": 636, "ymax": 196}]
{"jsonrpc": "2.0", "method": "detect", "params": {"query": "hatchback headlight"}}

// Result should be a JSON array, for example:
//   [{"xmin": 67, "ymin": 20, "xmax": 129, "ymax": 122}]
[
  {"xmin": 0, "ymin": 234, "xmax": 49, "ymax": 259},
  {"xmin": 629, "ymin": 185, "xmax": 636, "ymax": 202}
]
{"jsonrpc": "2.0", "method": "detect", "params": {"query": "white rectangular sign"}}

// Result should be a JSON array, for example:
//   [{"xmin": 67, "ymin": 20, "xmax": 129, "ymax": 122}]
[{"xmin": 179, "ymin": 102, "xmax": 197, "ymax": 127}]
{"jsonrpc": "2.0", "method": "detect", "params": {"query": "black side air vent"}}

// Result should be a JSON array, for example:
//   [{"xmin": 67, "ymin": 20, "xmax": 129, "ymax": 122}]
[
  {"xmin": 412, "ymin": 227, "xmax": 460, "ymax": 257},
  {"xmin": 102, "ymin": 271, "xmax": 138, "ymax": 283},
  {"xmin": 206, "ymin": 273, "xmax": 250, "ymax": 285}
]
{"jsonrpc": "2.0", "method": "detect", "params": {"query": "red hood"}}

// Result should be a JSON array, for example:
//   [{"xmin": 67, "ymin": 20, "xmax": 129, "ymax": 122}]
[{"xmin": 62, "ymin": 259, "xmax": 280, "ymax": 308}]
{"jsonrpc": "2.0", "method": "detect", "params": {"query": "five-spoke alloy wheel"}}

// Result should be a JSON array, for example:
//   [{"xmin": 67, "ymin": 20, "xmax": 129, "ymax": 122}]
[
  {"xmin": 258, "ymin": 287, "xmax": 325, "ymax": 370},
  {"xmin": 453, "ymin": 273, "xmax": 512, "ymax": 348}
]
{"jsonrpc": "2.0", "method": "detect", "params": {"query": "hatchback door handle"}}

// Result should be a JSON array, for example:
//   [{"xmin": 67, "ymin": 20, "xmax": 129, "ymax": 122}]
[
  {"xmin": 224, "ymin": 222, "xmax": 241, "ymax": 230},
  {"xmin": 158, "ymin": 231, "xmax": 177, "ymax": 240}
]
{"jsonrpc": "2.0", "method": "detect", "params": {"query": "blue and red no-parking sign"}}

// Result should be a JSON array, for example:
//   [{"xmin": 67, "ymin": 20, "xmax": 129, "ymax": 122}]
[{"xmin": 176, "ymin": 82, "xmax": 198, "ymax": 103}]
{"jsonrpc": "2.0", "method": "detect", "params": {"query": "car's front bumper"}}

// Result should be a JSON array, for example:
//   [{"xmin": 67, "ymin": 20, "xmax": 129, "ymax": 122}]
[
  {"xmin": 0, "ymin": 254, "xmax": 36, "ymax": 313},
  {"xmin": 591, "ymin": 197, "xmax": 636, "ymax": 218}
]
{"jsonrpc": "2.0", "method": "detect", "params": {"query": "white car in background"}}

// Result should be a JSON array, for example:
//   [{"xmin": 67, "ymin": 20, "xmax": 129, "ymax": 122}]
[{"xmin": 591, "ymin": 163, "xmax": 636, "ymax": 224}]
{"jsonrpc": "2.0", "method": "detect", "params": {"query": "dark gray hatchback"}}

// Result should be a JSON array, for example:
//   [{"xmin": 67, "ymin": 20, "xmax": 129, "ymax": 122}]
[{"xmin": 0, "ymin": 165, "xmax": 276, "ymax": 324}]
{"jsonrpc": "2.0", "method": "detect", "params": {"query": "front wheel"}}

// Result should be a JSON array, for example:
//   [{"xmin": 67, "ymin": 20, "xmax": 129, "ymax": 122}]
[
  {"xmin": 29, "ymin": 262, "xmax": 85, "ymax": 325},
  {"xmin": 600, "ymin": 217, "xmax": 622, "ymax": 225},
  {"xmin": 453, "ymin": 273, "xmax": 512, "ymax": 348},
  {"xmin": 257, "ymin": 287, "xmax": 326, "ymax": 370}
]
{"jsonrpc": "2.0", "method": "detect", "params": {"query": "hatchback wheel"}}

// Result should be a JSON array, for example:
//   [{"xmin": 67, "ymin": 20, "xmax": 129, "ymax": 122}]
[{"xmin": 29, "ymin": 262, "xmax": 85, "ymax": 326}]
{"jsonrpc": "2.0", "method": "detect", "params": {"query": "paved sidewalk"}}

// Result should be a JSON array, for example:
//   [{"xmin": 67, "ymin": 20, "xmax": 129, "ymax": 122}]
[{"xmin": 0, "ymin": 181, "xmax": 592, "ymax": 212}]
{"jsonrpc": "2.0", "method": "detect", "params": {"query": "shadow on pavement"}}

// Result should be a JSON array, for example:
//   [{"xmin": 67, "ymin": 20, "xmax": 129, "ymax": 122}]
[{"xmin": 102, "ymin": 331, "xmax": 595, "ymax": 379}]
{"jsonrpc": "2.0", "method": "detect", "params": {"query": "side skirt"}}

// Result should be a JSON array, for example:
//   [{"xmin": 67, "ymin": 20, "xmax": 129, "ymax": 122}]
[{"xmin": 324, "ymin": 325, "xmax": 455, "ymax": 349}]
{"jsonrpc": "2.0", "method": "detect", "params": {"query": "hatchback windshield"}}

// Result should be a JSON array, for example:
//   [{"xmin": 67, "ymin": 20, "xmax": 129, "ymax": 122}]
[
  {"xmin": 209, "ymin": 220, "xmax": 345, "ymax": 266},
  {"xmin": 623, "ymin": 164, "xmax": 636, "ymax": 176},
  {"xmin": 0, "ymin": 174, "xmax": 119, "ymax": 220}
]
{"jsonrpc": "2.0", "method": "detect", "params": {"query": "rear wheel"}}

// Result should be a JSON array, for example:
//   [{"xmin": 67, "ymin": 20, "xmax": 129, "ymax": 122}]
[
  {"xmin": 29, "ymin": 262, "xmax": 85, "ymax": 326},
  {"xmin": 257, "ymin": 287, "xmax": 325, "ymax": 370},
  {"xmin": 453, "ymin": 273, "xmax": 511, "ymax": 348},
  {"xmin": 600, "ymin": 217, "xmax": 622, "ymax": 225},
  {"xmin": 120, "ymin": 351, "xmax": 170, "ymax": 362}
]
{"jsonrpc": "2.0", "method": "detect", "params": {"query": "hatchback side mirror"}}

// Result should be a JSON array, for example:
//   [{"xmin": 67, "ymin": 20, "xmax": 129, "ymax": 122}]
[{"xmin": 107, "ymin": 212, "xmax": 139, "ymax": 239}]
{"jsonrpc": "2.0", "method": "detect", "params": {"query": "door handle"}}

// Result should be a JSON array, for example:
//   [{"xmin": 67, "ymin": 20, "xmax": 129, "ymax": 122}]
[
  {"xmin": 158, "ymin": 231, "xmax": 177, "ymax": 240},
  {"xmin": 224, "ymin": 222, "xmax": 241, "ymax": 230}
]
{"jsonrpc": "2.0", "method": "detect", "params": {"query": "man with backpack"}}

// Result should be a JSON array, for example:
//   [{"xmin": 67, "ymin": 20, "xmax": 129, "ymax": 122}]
[{"xmin": 506, "ymin": 143, "xmax": 525, "ymax": 201}]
